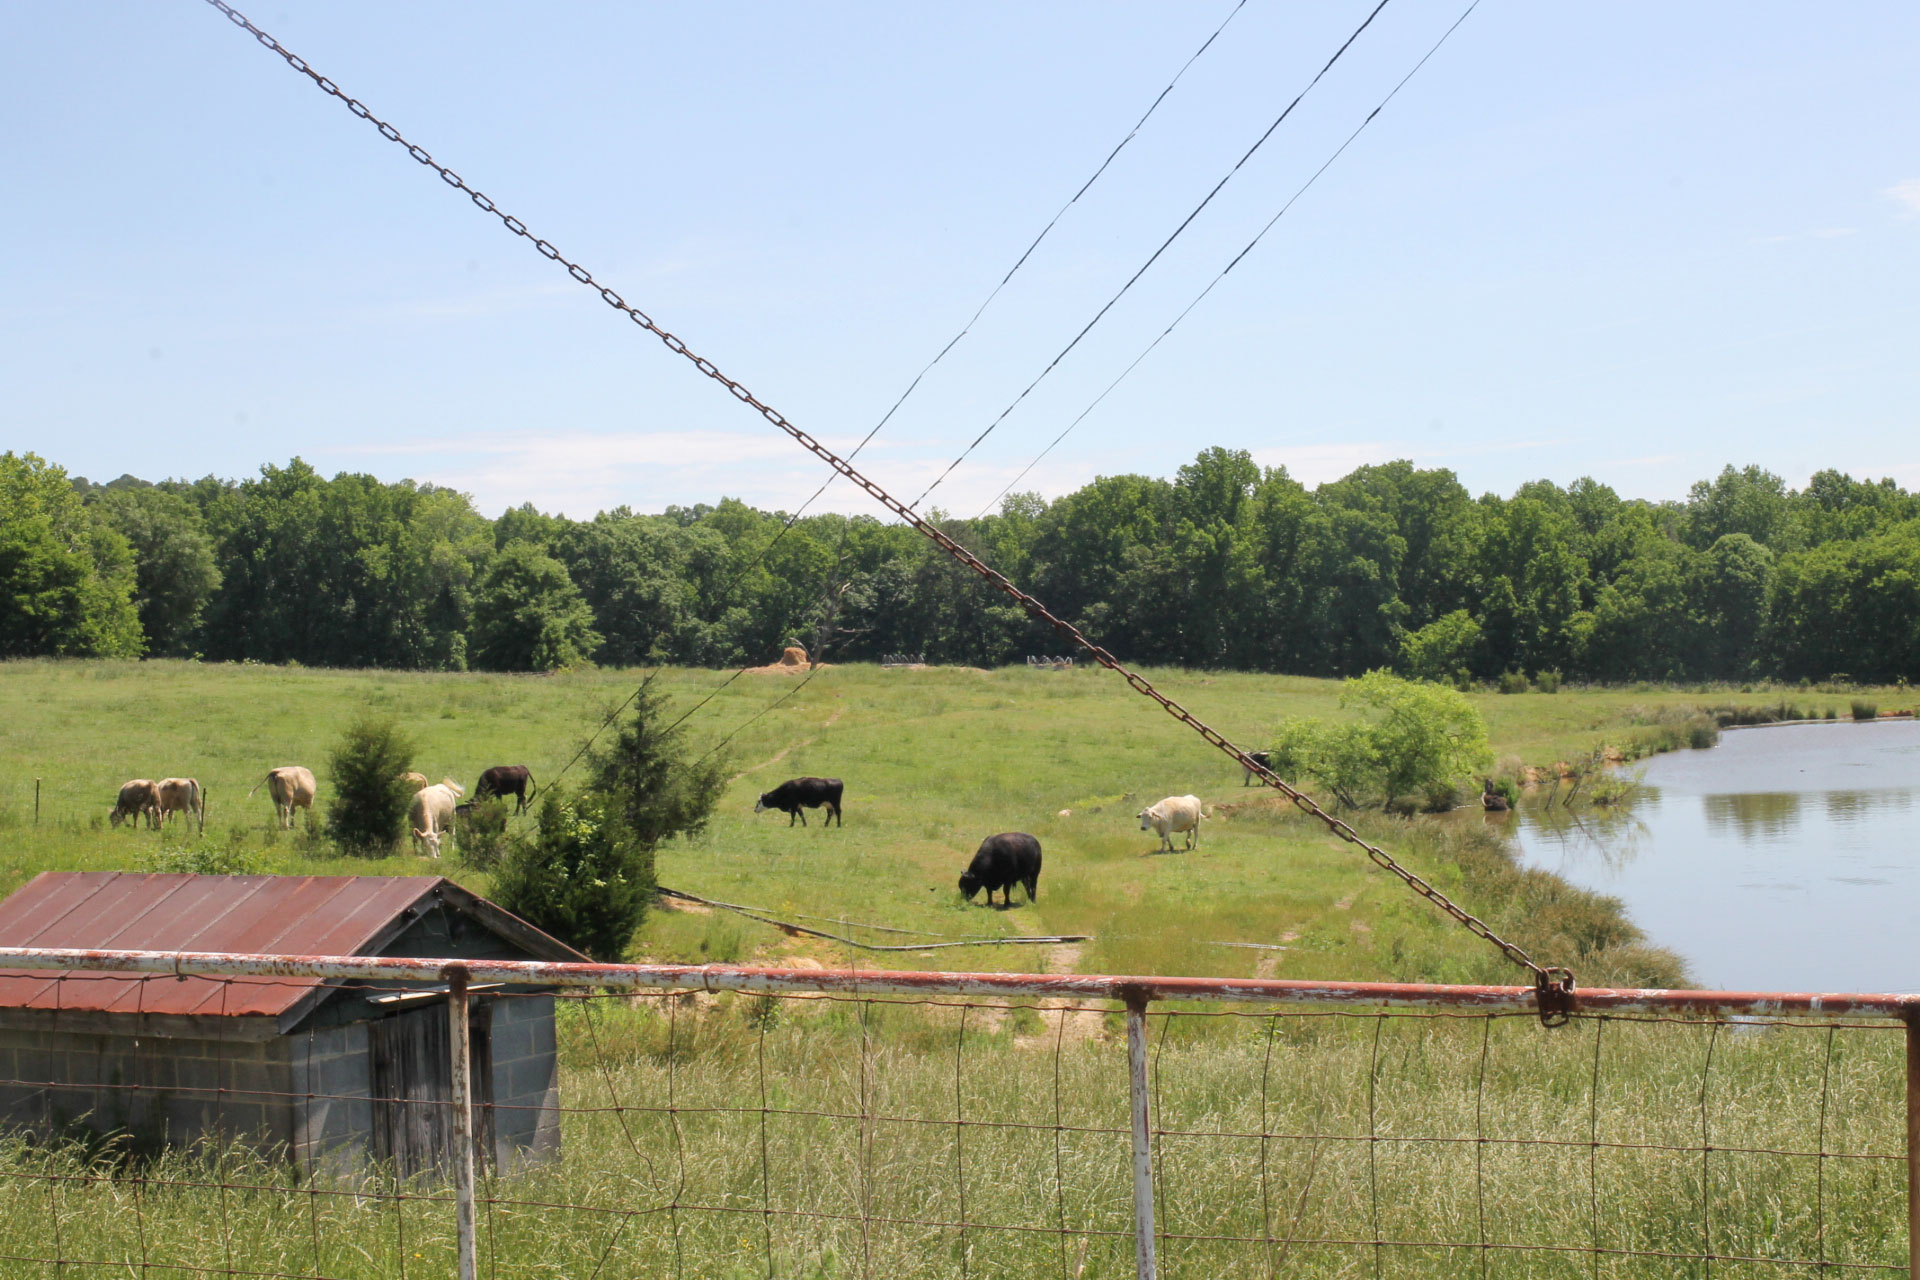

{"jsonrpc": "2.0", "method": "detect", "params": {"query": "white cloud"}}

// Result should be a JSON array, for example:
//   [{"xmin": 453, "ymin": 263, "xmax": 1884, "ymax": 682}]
[
  {"xmin": 1251, "ymin": 439, "xmax": 1560, "ymax": 487},
  {"xmin": 1887, "ymin": 179, "xmax": 1920, "ymax": 216},
  {"xmin": 1251, "ymin": 442, "xmax": 1396, "ymax": 485},
  {"xmin": 311, "ymin": 427, "xmax": 1088, "ymax": 521}
]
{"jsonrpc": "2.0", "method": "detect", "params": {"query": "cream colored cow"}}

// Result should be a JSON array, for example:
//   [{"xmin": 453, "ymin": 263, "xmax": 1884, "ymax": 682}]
[
  {"xmin": 408, "ymin": 780, "xmax": 463, "ymax": 857},
  {"xmin": 155, "ymin": 777, "xmax": 203, "ymax": 829},
  {"xmin": 250, "ymin": 766, "xmax": 316, "ymax": 829}
]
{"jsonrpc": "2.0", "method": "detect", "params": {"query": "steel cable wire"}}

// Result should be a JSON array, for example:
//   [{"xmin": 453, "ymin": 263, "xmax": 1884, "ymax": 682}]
[
  {"xmin": 978, "ymin": 0, "xmax": 1482, "ymax": 518},
  {"xmin": 905, "ymin": 0, "xmax": 1394, "ymax": 514},
  {"xmin": 198, "ymin": 0, "xmax": 1557, "ymax": 990},
  {"xmin": 719, "ymin": 0, "xmax": 1251, "ymax": 572}
]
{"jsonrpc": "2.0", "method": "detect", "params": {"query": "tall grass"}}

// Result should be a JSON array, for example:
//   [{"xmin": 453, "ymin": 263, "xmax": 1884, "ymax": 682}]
[{"xmin": 0, "ymin": 993, "xmax": 1902, "ymax": 1277}]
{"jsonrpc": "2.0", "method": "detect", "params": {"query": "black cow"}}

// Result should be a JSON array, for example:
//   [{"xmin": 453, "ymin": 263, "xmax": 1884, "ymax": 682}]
[
  {"xmin": 1241, "ymin": 750, "xmax": 1273, "ymax": 786},
  {"xmin": 755, "ymin": 776, "xmax": 843, "ymax": 827},
  {"xmin": 475, "ymin": 765, "xmax": 536, "ymax": 813},
  {"xmin": 959, "ymin": 832, "xmax": 1042, "ymax": 907}
]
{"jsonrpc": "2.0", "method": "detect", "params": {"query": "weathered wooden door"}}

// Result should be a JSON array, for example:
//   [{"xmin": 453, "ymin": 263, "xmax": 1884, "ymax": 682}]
[{"xmin": 368, "ymin": 999, "xmax": 494, "ymax": 1176}]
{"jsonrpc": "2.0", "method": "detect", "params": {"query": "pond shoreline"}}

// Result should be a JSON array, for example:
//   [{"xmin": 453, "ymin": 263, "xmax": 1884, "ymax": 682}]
[{"xmin": 1505, "ymin": 717, "xmax": 1920, "ymax": 993}]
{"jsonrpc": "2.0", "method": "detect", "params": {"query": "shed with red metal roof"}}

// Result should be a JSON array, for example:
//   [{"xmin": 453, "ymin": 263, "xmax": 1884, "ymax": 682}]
[{"xmin": 0, "ymin": 872, "xmax": 586, "ymax": 1173}]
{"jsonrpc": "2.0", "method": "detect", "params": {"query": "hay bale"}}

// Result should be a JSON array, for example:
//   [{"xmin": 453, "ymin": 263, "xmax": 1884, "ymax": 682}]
[{"xmin": 780, "ymin": 646, "xmax": 808, "ymax": 668}]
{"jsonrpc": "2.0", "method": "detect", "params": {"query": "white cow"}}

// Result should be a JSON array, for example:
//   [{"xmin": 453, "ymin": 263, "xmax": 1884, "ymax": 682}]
[
  {"xmin": 409, "ymin": 780, "xmax": 464, "ymax": 857},
  {"xmin": 250, "ymin": 766, "xmax": 316, "ymax": 829},
  {"xmin": 1138, "ymin": 794, "xmax": 1203, "ymax": 853}
]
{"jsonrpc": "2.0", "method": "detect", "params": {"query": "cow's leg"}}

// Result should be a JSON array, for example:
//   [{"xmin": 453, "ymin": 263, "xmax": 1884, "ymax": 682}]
[{"xmin": 829, "ymin": 803, "xmax": 841, "ymax": 827}]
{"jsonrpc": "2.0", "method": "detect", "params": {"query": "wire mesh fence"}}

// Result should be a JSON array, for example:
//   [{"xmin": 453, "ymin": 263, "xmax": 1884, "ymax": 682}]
[{"xmin": 0, "ymin": 951, "xmax": 1910, "ymax": 1278}]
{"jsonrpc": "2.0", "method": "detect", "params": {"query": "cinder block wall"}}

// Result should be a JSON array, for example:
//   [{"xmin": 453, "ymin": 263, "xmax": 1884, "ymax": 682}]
[
  {"xmin": 486, "ymin": 993, "xmax": 560, "ymax": 1166},
  {"xmin": 287, "ymin": 1021, "xmax": 373, "ymax": 1174},
  {"xmin": 0, "ymin": 993, "xmax": 563, "ymax": 1173},
  {"xmin": 0, "ymin": 1026, "xmax": 296, "ymax": 1154}
]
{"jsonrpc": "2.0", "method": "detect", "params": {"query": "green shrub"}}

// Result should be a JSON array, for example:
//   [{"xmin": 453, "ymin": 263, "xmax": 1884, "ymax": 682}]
[
  {"xmin": 1496, "ymin": 670, "xmax": 1530, "ymax": 694},
  {"xmin": 323, "ymin": 715, "xmax": 416, "ymax": 856},
  {"xmin": 1533, "ymin": 669, "xmax": 1562, "ymax": 694},
  {"xmin": 1851, "ymin": 700, "xmax": 1879, "ymax": 721},
  {"xmin": 1272, "ymin": 670, "xmax": 1493, "ymax": 812},
  {"xmin": 1686, "ymin": 718, "xmax": 1720, "ymax": 750},
  {"xmin": 455, "ymin": 796, "xmax": 511, "ymax": 871},
  {"xmin": 140, "ymin": 830, "xmax": 263, "ymax": 876},
  {"xmin": 489, "ymin": 792, "xmax": 651, "ymax": 961},
  {"xmin": 490, "ymin": 680, "xmax": 724, "ymax": 959}
]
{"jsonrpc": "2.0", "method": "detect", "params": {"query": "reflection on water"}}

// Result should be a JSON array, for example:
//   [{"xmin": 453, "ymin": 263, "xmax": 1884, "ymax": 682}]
[
  {"xmin": 1516, "ymin": 799, "xmax": 1650, "ymax": 873},
  {"xmin": 1700, "ymin": 791, "xmax": 1801, "ymax": 841},
  {"xmin": 1510, "ymin": 719, "xmax": 1920, "ymax": 993}
]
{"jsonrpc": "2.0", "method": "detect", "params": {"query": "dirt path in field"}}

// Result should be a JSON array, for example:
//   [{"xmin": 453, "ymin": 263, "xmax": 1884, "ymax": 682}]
[
  {"xmin": 1011, "ymin": 942, "xmax": 1109, "ymax": 1048},
  {"xmin": 731, "ymin": 707, "xmax": 845, "ymax": 781}
]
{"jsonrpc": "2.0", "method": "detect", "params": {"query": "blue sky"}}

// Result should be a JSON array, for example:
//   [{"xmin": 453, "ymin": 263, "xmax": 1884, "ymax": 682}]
[{"xmin": 3, "ymin": 3, "xmax": 1916, "ymax": 517}]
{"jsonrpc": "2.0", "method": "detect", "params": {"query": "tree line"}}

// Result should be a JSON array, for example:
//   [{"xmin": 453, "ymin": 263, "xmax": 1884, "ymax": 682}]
[{"xmin": 3, "ymin": 447, "xmax": 1916, "ymax": 683}]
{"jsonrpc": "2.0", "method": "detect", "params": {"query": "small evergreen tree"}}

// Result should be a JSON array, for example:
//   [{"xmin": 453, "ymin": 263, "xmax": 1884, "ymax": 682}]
[
  {"xmin": 490, "ymin": 682, "xmax": 724, "ymax": 959},
  {"xmin": 488, "ymin": 792, "xmax": 652, "ymax": 961},
  {"xmin": 324, "ymin": 715, "xmax": 417, "ymax": 855},
  {"xmin": 585, "ymin": 681, "xmax": 727, "ymax": 850}
]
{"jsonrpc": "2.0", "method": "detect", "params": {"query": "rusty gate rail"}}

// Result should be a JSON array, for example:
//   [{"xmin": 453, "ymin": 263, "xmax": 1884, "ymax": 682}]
[{"xmin": 0, "ymin": 947, "xmax": 1914, "ymax": 1019}]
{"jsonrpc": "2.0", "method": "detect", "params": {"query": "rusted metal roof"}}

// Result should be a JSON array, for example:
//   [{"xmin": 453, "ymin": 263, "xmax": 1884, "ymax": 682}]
[{"xmin": 0, "ymin": 872, "xmax": 575, "ymax": 1020}]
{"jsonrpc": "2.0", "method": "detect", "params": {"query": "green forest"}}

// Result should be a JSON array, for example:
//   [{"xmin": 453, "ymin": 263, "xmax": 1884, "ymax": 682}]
[{"xmin": 4, "ymin": 446, "xmax": 1917, "ymax": 683}]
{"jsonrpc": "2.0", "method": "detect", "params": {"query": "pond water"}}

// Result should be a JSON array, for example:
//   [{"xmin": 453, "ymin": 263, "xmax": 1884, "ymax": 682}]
[{"xmin": 1508, "ymin": 719, "xmax": 1920, "ymax": 993}]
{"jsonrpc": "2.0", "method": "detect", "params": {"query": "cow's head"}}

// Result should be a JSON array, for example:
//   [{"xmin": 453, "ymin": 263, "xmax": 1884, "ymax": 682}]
[
  {"xmin": 414, "ymin": 827, "xmax": 442, "ymax": 858},
  {"xmin": 1137, "ymin": 808, "xmax": 1155, "ymax": 831},
  {"xmin": 109, "ymin": 807, "xmax": 125, "ymax": 829},
  {"xmin": 754, "ymin": 795, "xmax": 771, "ymax": 813},
  {"xmin": 958, "ymin": 870, "xmax": 982, "ymax": 902}
]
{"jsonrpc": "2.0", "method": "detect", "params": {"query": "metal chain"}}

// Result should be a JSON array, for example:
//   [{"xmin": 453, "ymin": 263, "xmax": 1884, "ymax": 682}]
[{"xmin": 202, "ymin": 0, "xmax": 1565, "ymax": 995}]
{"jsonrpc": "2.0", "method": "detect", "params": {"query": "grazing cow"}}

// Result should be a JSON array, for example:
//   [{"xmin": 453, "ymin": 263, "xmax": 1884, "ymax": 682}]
[
  {"xmin": 475, "ymin": 765, "xmax": 536, "ymax": 814},
  {"xmin": 1241, "ymin": 750, "xmax": 1273, "ymax": 786},
  {"xmin": 1138, "ymin": 794, "xmax": 1203, "ymax": 853},
  {"xmin": 110, "ymin": 779, "xmax": 160, "ymax": 830},
  {"xmin": 155, "ymin": 778, "xmax": 203, "ymax": 829},
  {"xmin": 755, "ymin": 777, "xmax": 843, "ymax": 827},
  {"xmin": 249, "ymin": 766, "xmax": 317, "ymax": 829},
  {"xmin": 398, "ymin": 772, "xmax": 429, "ymax": 790},
  {"xmin": 409, "ymin": 782, "xmax": 462, "ymax": 858},
  {"xmin": 958, "ymin": 833, "xmax": 1041, "ymax": 907}
]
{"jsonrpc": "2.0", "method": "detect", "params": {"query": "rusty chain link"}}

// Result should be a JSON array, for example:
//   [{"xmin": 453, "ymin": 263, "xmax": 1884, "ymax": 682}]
[{"xmin": 202, "ymin": 0, "xmax": 1565, "ymax": 998}]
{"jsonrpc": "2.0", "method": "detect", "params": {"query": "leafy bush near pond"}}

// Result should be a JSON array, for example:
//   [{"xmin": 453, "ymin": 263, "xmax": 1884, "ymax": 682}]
[{"xmin": 1851, "ymin": 700, "xmax": 1879, "ymax": 721}]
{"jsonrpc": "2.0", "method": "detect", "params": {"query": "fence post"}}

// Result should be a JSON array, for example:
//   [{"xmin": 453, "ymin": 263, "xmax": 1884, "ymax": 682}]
[
  {"xmin": 34, "ymin": 779, "xmax": 40, "ymax": 828},
  {"xmin": 1907, "ymin": 1015, "xmax": 1919, "ymax": 1279},
  {"xmin": 447, "ymin": 965, "xmax": 479, "ymax": 1280},
  {"xmin": 1125, "ymin": 989, "xmax": 1158, "ymax": 1280}
]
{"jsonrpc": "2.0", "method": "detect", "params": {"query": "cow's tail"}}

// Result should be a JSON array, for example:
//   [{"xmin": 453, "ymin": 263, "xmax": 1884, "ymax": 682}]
[
  {"xmin": 525, "ymin": 770, "xmax": 537, "ymax": 802},
  {"xmin": 248, "ymin": 773, "xmax": 269, "ymax": 798}
]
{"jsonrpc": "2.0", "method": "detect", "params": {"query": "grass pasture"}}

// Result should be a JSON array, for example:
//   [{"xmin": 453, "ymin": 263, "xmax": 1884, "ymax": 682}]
[
  {"xmin": 0, "ymin": 659, "xmax": 1894, "ymax": 985},
  {"xmin": 0, "ymin": 660, "xmax": 1911, "ymax": 1275},
  {"xmin": 0, "ymin": 994, "xmax": 1905, "ymax": 1277}
]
